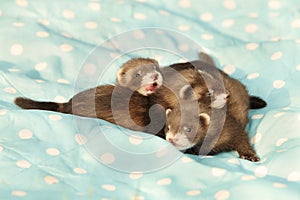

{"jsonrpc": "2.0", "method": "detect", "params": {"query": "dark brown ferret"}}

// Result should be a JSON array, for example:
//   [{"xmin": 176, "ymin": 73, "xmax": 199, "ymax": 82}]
[
  {"xmin": 164, "ymin": 97, "xmax": 260, "ymax": 162},
  {"xmin": 15, "ymin": 58, "xmax": 166, "ymax": 135}
]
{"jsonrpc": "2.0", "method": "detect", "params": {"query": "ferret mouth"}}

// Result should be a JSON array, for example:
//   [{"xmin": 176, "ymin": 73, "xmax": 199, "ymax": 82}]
[{"xmin": 144, "ymin": 82, "xmax": 159, "ymax": 95}]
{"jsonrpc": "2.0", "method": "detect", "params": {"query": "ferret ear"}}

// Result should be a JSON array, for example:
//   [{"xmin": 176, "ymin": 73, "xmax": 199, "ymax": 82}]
[
  {"xmin": 199, "ymin": 52, "xmax": 215, "ymax": 66},
  {"xmin": 166, "ymin": 108, "xmax": 172, "ymax": 116},
  {"xmin": 116, "ymin": 68, "xmax": 126, "ymax": 85},
  {"xmin": 199, "ymin": 113, "xmax": 210, "ymax": 126},
  {"xmin": 179, "ymin": 85, "xmax": 197, "ymax": 100}
]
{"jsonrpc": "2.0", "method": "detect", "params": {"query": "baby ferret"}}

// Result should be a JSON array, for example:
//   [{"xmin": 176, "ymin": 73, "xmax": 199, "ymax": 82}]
[
  {"xmin": 15, "ymin": 58, "xmax": 166, "ymax": 135},
  {"xmin": 165, "ymin": 102, "xmax": 259, "ymax": 162}
]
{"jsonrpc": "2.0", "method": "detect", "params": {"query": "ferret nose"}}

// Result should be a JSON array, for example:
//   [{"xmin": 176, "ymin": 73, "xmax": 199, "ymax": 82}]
[
  {"xmin": 151, "ymin": 73, "xmax": 159, "ymax": 80},
  {"xmin": 168, "ymin": 138, "xmax": 177, "ymax": 145}
]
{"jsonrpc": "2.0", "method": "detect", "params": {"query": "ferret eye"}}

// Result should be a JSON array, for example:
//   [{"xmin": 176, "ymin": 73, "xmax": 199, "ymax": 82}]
[
  {"xmin": 135, "ymin": 73, "xmax": 141, "ymax": 77},
  {"xmin": 183, "ymin": 126, "xmax": 192, "ymax": 133},
  {"xmin": 167, "ymin": 125, "xmax": 171, "ymax": 131},
  {"xmin": 206, "ymin": 89, "xmax": 214, "ymax": 97}
]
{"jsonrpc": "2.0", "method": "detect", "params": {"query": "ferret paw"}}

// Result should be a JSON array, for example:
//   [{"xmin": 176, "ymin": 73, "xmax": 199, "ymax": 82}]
[{"xmin": 240, "ymin": 154, "xmax": 260, "ymax": 162}]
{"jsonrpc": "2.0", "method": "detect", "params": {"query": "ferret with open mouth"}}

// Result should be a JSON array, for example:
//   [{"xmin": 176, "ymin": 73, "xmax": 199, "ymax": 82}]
[{"xmin": 15, "ymin": 58, "xmax": 166, "ymax": 135}]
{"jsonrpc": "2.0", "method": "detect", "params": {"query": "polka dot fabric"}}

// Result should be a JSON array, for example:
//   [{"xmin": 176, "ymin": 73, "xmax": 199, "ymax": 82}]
[{"xmin": 0, "ymin": 0, "xmax": 300, "ymax": 199}]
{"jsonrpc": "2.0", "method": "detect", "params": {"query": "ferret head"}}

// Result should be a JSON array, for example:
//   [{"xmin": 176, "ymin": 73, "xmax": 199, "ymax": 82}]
[
  {"xmin": 117, "ymin": 58, "xmax": 163, "ymax": 96},
  {"xmin": 165, "ymin": 105, "xmax": 210, "ymax": 150},
  {"xmin": 197, "ymin": 69, "xmax": 229, "ymax": 109}
]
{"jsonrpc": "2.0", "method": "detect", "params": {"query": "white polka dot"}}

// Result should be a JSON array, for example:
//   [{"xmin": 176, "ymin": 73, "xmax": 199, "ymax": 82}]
[
  {"xmin": 276, "ymin": 149, "xmax": 287, "ymax": 153},
  {"xmin": 287, "ymin": 171, "xmax": 300, "ymax": 182},
  {"xmin": 129, "ymin": 135, "xmax": 143, "ymax": 145},
  {"xmin": 291, "ymin": 19, "xmax": 300, "ymax": 28},
  {"xmin": 295, "ymin": 39, "xmax": 300, "ymax": 44},
  {"xmin": 186, "ymin": 190, "xmax": 201, "ymax": 196},
  {"xmin": 34, "ymin": 62, "xmax": 47, "ymax": 71},
  {"xmin": 88, "ymin": 2, "xmax": 101, "ymax": 11},
  {"xmin": 178, "ymin": 44, "xmax": 189, "ymax": 52},
  {"xmin": 215, "ymin": 190, "xmax": 230, "ymax": 200},
  {"xmin": 110, "ymin": 17, "xmax": 121, "ymax": 22},
  {"xmin": 16, "ymin": 0, "xmax": 28, "ymax": 7},
  {"xmin": 57, "ymin": 78, "xmax": 70, "ymax": 84},
  {"xmin": 13, "ymin": 22, "xmax": 25, "ymax": 27},
  {"xmin": 61, "ymin": 32, "xmax": 73, "ymax": 38},
  {"xmin": 223, "ymin": 0, "xmax": 236, "ymax": 10},
  {"xmin": 222, "ymin": 19, "xmax": 235, "ymax": 28},
  {"xmin": 11, "ymin": 190, "xmax": 27, "ymax": 197},
  {"xmin": 269, "ymin": 0, "xmax": 281, "ymax": 9},
  {"xmin": 297, "ymin": 114, "xmax": 300, "ymax": 120},
  {"xmin": 251, "ymin": 114, "xmax": 264, "ymax": 119},
  {"xmin": 38, "ymin": 19, "xmax": 50, "ymax": 26},
  {"xmin": 9, "ymin": 68, "xmax": 20, "ymax": 73},
  {"xmin": 0, "ymin": 9, "xmax": 2, "ymax": 16},
  {"xmin": 247, "ymin": 73, "xmax": 260, "ymax": 80},
  {"xmin": 223, "ymin": 64, "xmax": 235, "ymax": 74},
  {"xmin": 273, "ymin": 80, "xmax": 285, "ymax": 89},
  {"xmin": 60, "ymin": 44, "xmax": 73, "ymax": 52},
  {"xmin": 248, "ymin": 12, "xmax": 259, "ymax": 18},
  {"xmin": 227, "ymin": 158, "xmax": 240, "ymax": 165},
  {"xmin": 241, "ymin": 175, "xmax": 256, "ymax": 181},
  {"xmin": 201, "ymin": 34, "xmax": 214, "ymax": 40},
  {"xmin": 36, "ymin": 31, "xmax": 49, "ymax": 38},
  {"xmin": 74, "ymin": 134, "xmax": 88, "ymax": 145},
  {"xmin": 44, "ymin": 175, "xmax": 59, "ymax": 184},
  {"xmin": 178, "ymin": 0, "xmax": 191, "ymax": 8},
  {"xmin": 200, "ymin": 12, "xmax": 213, "ymax": 22},
  {"xmin": 245, "ymin": 24, "xmax": 258, "ymax": 33},
  {"xmin": 0, "ymin": 109, "xmax": 7, "ymax": 115},
  {"xmin": 46, "ymin": 148, "xmax": 60, "ymax": 156},
  {"xmin": 73, "ymin": 168, "xmax": 87, "ymax": 174},
  {"xmin": 54, "ymin": 96, "xmax": 67, "ymax": 103},
  {"xmin": 101, "ymin": 184, "xmax": 116, "ymax": 191},
  {"xmin": 49, "ymin": 114, "xmax": 62, "ymax": 121},
  {"xmin": 159, "ymin": 10, "xmax": 170, "ymax": 16},
  {"xmin": 212, "ymin": 168, "xmax": 227, "ymax": 177},
  {"xmin": 273, "ymin": 182, "xmax": 287, "ymax": 188},
  {"xmin": 16, "ymin": 160, "xmax": 31, "ymax": 169},
  {"xmin": 251, "ymin": 132, "xmax": 262, "ymax": 144},
  {"xmin": 133, "ymin": 30, "xmax": 145, "ymax": 39},
  {"xmin": 35, "ymin": 79, "xmax": 44, "ymax": 83},
  {"xmin": 246, "ymin": 43, "xmax": 258, "ymax": 50},
  {"xmin": 100, "ymin": 153, "xmax": 115, "ymax": 164},
  {"xmin": 134, "ymin": 13, "xmax": 147, "ymax": 20},
  {"xmin": 296, "ymin": 64, "xmax": 300, "ymax": 71},
  {"xmin": 157, "ymin": 178, "xmax": 172, "ymax": 185},
  {"xmin": 156, "ymin": 147, "xmax": 169, "ymax": 158},
  {"xmin": 181, "ymin": 156, "xmax": 194, "ymax": 163},
  {"xmin": 63, "ymin": 9, "xmax": 75, "ymax": 19},
  {"xmin": 10, "ymin": 44, "xmax": 23, "ymax": 56},
  {"xmin": 254, "ymin": 166, "xmax": 268, "ymax": 178},
  {"xmin": 178, "ymin": 25, "xmax": 190, "ymax": 31},
  {"xmin": 83, "ymin": 63, "xmax": 97, "ymax": 75},
  {"xmin": 0, "ymin": 146, "xmax": 3, "ymax": 152},
  {"xmin": 110, "ymin": 52, "xmax": 121, "ymax": 59},
  {"xmin": 18, "ymin": 129, "xmax": 33, "ymax": 139},
  {"xmin": 4, "ymin": 87, "xmax": 17, "ymax": 94},
  {"xmin": 269, "ymin": 12, "xmax": 279, "ymax": 17},
  {"xmin": 131, "ymin": 196, "xmax": 144, "ymax": 200},
  {"xmin": 129, "ymin": 172, "xmax": 143, "ymax": 179},
  {"xmin": 274, "ymin": 112, "xmax": 286, "ymax": 118},
  {"xmin": 85, "ymin": 21, "xmax": 98, "ymax": 29},
  {"xmin": 271, "ymin": 51, "xmax": 283, "ymax": 60}
]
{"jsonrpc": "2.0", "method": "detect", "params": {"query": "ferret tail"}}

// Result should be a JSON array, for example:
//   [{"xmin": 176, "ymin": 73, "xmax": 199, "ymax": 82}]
[
  {"xmin": 249, "ymin": 96, "xmax": 267, "ymax": 109},
  {"xmin": 14, "ymin": 97, "xmax": 68, "ymax": 113}
]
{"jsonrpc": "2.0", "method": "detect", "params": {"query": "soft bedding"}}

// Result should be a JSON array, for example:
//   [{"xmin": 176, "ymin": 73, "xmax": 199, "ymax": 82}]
[{"xmin": 0, "ymin": 0, "xmax": 300, "ymax": 199}]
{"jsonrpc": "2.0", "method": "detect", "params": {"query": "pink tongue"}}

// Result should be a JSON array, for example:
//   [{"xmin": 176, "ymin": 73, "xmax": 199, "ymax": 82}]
[{"xmin": 145, "ymin": 84, "xmax": 155, "ymax": 92}]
